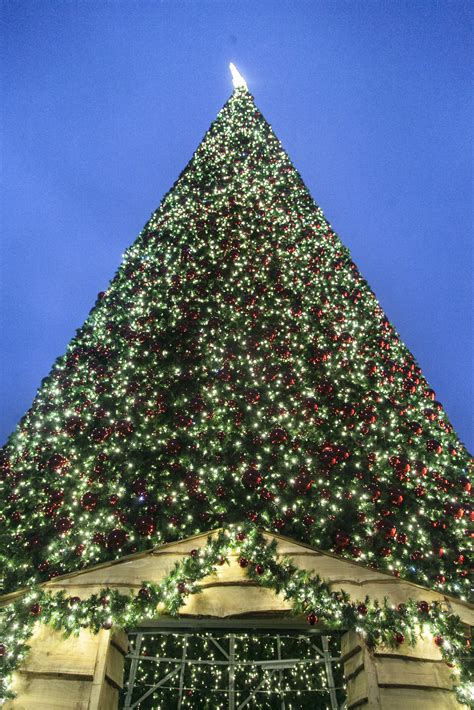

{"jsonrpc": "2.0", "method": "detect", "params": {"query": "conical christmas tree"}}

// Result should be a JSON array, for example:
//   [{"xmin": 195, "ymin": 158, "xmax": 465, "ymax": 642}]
[{"xmin": 1, "ymin": 73, "xmax": 471, "ymax": 604}]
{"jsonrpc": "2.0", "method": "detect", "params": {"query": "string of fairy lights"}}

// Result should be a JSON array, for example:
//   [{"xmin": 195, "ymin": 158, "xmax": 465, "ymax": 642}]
[
  {"xmin": 123, "ymin": 630, "xmax": 344, "ymax": 709},
  {"xmin": 0, "ymin": 83, "xmax": 471, "ymax": 703}
]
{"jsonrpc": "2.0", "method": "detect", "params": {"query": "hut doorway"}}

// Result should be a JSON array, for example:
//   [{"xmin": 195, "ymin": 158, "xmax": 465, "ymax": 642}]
[{"xmin": 121, "ymin": 621, "xmax": 345, "ymax": 710}]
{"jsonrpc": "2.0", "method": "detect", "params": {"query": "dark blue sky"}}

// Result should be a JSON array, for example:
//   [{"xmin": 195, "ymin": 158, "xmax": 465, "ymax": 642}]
[{"xmin": 1, "ymin": 1, "xmax": 472, "ymax": 450}]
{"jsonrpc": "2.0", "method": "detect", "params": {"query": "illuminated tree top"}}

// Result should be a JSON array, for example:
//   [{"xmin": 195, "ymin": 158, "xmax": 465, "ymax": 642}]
[
  {"xmin": 0, "ymin": 81, "xmax": 471, "ymax": 599},
  {"xmin": 229, "ymin": 62, "xmax": 247, "ymax": 90}
]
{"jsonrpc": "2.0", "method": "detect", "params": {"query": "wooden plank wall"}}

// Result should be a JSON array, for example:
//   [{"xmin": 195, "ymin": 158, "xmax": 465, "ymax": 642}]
[
  {"xmin": 341, "ymin": 629, "xmax": 468, "ymax": 710},
  {"xmin": 5, "ymin": 627, "xmax": 127, "ymax": 710}
]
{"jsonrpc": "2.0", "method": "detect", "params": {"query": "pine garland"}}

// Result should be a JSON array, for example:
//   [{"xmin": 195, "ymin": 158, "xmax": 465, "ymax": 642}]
[{"xmin": 0, "ymin": 527, "xmax": 471, "ymax": 703}]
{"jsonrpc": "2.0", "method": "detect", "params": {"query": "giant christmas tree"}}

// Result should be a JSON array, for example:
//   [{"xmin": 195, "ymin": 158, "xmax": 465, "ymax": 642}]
[{"xmin": 1, "ymin": 69, "xmax": 471, "ymax": 610}]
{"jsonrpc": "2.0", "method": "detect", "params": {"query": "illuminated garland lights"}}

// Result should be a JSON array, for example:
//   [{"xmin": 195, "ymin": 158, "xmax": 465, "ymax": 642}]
[{"xmin": 0, "ymin": 529, "xmax": 471, "ymax": 703}]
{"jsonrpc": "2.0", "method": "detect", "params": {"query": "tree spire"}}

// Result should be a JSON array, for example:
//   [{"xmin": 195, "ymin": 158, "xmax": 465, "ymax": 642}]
[{"xmin": 229, "ymin": 62, "xmax": 247, "ymax": 90}]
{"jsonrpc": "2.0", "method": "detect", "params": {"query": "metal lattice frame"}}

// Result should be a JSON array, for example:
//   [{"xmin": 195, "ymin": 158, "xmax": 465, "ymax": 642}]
[{"xmin": 122, "ymin": 627, "xmax": 345, "ymax": 710}]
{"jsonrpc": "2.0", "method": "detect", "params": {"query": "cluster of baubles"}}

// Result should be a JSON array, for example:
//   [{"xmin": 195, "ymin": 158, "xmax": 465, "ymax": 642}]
[{"xmin": 0, "ymin": 87, "xmax": 471, "ymax": 599}]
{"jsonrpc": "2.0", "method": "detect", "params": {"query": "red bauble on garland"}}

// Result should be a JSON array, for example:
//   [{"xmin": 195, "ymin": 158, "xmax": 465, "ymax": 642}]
[{"xmin": 138, "ymin": 587, "xmax": 151, "ymax": 601}]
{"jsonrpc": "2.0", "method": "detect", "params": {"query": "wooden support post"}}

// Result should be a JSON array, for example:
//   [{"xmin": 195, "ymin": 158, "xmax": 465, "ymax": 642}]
[
  {"xmin": 341, "ymin": 629, "xmax": 467, "ymax": 710},
  {"xmin": 5, "ymin": 624, "xmax": 127, "ymax": 710}
]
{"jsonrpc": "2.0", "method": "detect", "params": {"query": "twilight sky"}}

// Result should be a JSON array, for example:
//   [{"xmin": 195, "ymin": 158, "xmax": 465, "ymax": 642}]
[{"xmin": 1, "ymin": 0, "xmax": 472, "ymax": 450}]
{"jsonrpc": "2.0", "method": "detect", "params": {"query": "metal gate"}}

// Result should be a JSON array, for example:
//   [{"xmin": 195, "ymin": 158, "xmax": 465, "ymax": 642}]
[{"xmin": 121, "ymin": 624, "xmax": 346, "ymax": 710}]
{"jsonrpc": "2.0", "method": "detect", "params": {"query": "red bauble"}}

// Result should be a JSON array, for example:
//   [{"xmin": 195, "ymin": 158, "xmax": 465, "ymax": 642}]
[
  {"xmin": 408, "ymin": 421, "xmax": 423, "ymax": 435},
  {"xmin": 91, "ymin": 426, "xmax": 112, "ymax": 443},
  {"xmin": 436, "ymin": 574, "xmax": 446, "ymax": 584},
  {"xmin": 390, "ymin": 492, "xmax": 404, "ymax": 506},
  {"xmin": 138, "ymin": 587, "xmax": 151, "ymax": 601},
  {"xmin": 30, "ymin": 603, "xmax": 42, "ymax": 616},
  {"xmin": 245, "ymin": 389, "xmax": 260, "ymax": 404},
  {"xmin": 166, "ymin": 438, "xmax": 182, "ymax": 455},
  {"xmin": 108, "ymin": 494, "xmax": 119, "ymax": 506},
  {"xmin": 238, "ymin": 557, "xmax": 249, "ymax": 568},
  {"xmin": 459, "ymin": 477, "xmax": 471, "ymax": 492},
  {"xmin": 64, "ymin": 416, "xmax": 83, "ymax": 436},
  {"xmin": 379, "ymin": 546, "xmax": 391, "ymax": 558},
  {"xmin": 294, "ymin": 474, "xmax": 312, "ymax": 495},
  {"xmin": 396, "ymin": 533, "xmax": 407, "ymax": 545},
  {"xmin": 236, "ymin": 531, "xmax": 246, "ymax": 542},
  {"xmin": 107, "ymin": 529, "xmax": 128, "ymax": 550},
  {"xmin": 115, "ymin": 419, "xmax": 133, "ymax": 437},
  {"xmin": 190, "ymin": 549, "xmax": 198, "ymax": 558},
  {"xmin": 357, "ymin": 604, "xmax": 368, "ymax": 615},
  {"xmin": 241, "ymin": 468, "xmax": 263, "ymax": 490},
  {"xmin": 334, "ymin": 531, "xmax": 351, "ymax": 548},
  {"xmin": 255, "ymin": 564, "xmax": 265, "ymax": 575},
  {"xmin": 135, "ymin": 515, "xmax": 155, "ymax": 537},
  {"xmin": 394, "ymin": 633, "xmax": 405, "ymax": 645},
  {"xmin": 417, "ymin": 601, "xmax": 430, "ymax": 614},
  {"xmin": 273, "ymin": 518, "xmax": 285, "ymax": 530},
  {"xmin": 434, "ymin": 635, "xmax": 444, "ymax": 647},
  {"xmin": 0, "ymin": 644, "xmax": 5, "ymax": 657},
  {"xmin": 68, "ymin": 596, "xmax": 81, "ymax": 607},
  {"xmin": 306, "ymin": 613, "xmax": 318, "ymax": 626},
  {"xmin": 48, "ymin": 453, "xmax": 69, "ymax": 473},
  {"xmin": 303, "ymin": 514, "xmax": 315, "ymax": 527},
  {"xmin": 81, "ymin": 492, "xmax": 99, "ymax": 511},
  {"xmin": 269, "ymin": 427, "xmax": 288, "ymax": 445},
  {"xmin": 426, "ymin": 439, "xmax": 442, "ymax": 454},
  {"xmin": 55, "ymin": 516, "xmax": 73, "ymax": 534},
  {"xmin": 177, "ymin": 582, "xmax": 187, "ymax": 593},
  {"xmin": 132, "ymin": 477, "xmax": 148, "ymax": 496}
]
